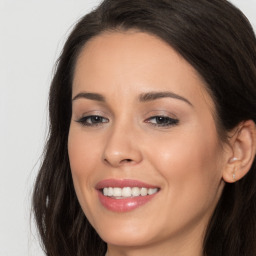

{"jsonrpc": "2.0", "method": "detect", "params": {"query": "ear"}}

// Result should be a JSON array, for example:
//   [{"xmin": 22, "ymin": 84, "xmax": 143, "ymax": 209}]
[{"xmin": 222, "ymin": 120, "xmax": 256, "ymax": 183}]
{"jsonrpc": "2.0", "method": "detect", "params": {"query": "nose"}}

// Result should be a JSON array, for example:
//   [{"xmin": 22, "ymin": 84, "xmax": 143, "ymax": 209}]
[{"xmin": 102, "ymin": 123, "xmax": 143, "ymax": 168}]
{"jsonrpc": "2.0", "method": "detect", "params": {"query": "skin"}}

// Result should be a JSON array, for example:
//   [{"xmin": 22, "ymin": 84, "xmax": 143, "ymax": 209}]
[{"xmin": 68, "ymin": 31, "xmax": 228, "ymax": 256}]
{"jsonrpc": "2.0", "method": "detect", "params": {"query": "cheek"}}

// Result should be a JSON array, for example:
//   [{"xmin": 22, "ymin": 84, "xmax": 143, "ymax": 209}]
[
  {"xmin": 68, "ymin": 127, "xmax": 100, "ymax": 199},
  {"xmin": 68, "ymin": 127, "xmax": 104, "ymax": 226},
  {"xmin": 68, "ymin": 127, "xmax": 101, "ymax": 177},
  {"xmin": 148, "ymin": 129, "xmax": 221, "ymax": 174},
  {"xmin": 146, "ymin": 126, "xmax": 223, "ymax": 210}
]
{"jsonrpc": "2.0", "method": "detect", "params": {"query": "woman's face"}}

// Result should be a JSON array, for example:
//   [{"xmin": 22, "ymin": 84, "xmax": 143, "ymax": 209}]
[{"xmin": 68, "ymin": 31, "xmax": 226, "ymax": 253}]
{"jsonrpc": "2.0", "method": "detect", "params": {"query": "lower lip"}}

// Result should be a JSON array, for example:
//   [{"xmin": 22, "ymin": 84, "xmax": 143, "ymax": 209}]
[{"xmin": 97, "ymin": 191, "xmax": 158, "ymax": 212}]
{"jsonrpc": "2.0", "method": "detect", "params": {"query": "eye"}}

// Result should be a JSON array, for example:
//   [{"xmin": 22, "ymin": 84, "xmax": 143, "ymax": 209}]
[
  {"xmin": 76, "ymin": 115, "xmax": 109, "ymax": 126},
  {"xmin": 145, "ymin": 116, "xmax": 179, "ymax": 127}
]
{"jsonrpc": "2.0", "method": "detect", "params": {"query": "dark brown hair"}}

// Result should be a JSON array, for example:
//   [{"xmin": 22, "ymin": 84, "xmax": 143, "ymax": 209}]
[{"xmin": 32, "ymin": 0, "xmax": 256, "ymax": 255}]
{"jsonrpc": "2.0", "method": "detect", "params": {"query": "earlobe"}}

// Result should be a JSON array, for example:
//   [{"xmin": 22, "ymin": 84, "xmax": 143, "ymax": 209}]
[
  {"xmin": 222, "ymin": 120, "xmax": 256, "ymax": 183},
  {"xmin": 222, "ymin": 159, "xmax": 238, "ymax": 183}
]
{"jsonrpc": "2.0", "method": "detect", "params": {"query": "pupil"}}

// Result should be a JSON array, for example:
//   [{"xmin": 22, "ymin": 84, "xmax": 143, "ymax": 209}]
[
  {"xmin": 157, "ymin": 117, "xmax": 169, "ymax": 124},
  {"xmin": 92, "ymin": 116, "xmax": 101, "ymax": 123}
]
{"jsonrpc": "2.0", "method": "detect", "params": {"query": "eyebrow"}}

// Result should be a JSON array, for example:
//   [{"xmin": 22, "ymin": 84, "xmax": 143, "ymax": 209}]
[
  {"xmin": 72, "ymin": 90, "xmax": 193, "ymax": 107},
  {"xmin": 139, "ymin": 91, "xmax": 193, "ymax": 106},
  {"xmin": 72, "ymin": 92, "xmax": 105, "ymax": 102}
]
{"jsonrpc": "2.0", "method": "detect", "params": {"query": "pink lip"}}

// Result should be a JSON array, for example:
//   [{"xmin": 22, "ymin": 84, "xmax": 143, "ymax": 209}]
[{"xmin": 96, "ymin": 179, "xmax": 159, "ymax": 212}]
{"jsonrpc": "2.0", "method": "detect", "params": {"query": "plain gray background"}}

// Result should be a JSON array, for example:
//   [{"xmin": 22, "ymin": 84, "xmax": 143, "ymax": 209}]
[{"xmin": 1, "ymin": 1, "xmax": 255, "ymax": 255}]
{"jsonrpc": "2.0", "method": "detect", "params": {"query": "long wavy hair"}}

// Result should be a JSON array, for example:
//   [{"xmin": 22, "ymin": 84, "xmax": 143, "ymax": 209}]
[{"xmin": 32, "ymin": 0, "xmax": 256, "ymax": 255}]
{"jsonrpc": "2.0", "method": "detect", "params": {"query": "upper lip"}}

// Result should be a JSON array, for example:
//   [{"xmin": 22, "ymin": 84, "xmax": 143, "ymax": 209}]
[{"xmin": 95, "ymin": 179, "xmax": 159, "ymax": 189}]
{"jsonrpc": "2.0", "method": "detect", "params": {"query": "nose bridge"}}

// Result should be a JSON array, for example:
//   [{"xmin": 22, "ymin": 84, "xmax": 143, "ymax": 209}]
[{"xmin": 103, "ymin": 115, "xmax": 142, "ymax": 167}]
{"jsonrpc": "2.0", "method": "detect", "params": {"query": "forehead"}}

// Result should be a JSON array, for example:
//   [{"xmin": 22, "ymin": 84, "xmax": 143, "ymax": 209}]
[
  {"xmin": 74, "ymin": 31, "xmax": 198, "ymax": 82},
  {"xmin": 73, "ymin": 31, "xmax": 215, "ymax": 111}
]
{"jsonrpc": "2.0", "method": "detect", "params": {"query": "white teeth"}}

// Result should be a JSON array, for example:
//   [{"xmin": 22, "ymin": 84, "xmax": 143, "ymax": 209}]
[
  {"xmin": 103, "ymin": 188, "xmax": 108, "ymax": 196},
  {"xmin": 140, "ymin": 187, "xmax": 148, "ymax": 196},
  {"xmin": 131, "ymin": 187, "xmax": 140, "ymax": 196},
  {"xmin": 122, "ymin": 187, "xmax": 132, "ymax": 197},
  {"xmin": 107, "ymin": 187, "xmax": 113, "ymax": 197},
  {"xmin": 102, "ymin": 187, "xmax": 158, "ymax": 198},
  {"xmin": 148, "ymin": 188, "xmax": 158, "ymax": 195},
  {"xmin": 113, "ymin": 187, "xmax": 122, "ymax": 197}
]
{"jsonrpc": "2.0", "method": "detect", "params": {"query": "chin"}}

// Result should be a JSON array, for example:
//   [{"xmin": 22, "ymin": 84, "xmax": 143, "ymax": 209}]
[
  {"xmin": 100, "ymin": 231, "xmax": 154, "ymax": 248},
  {"xmin": 94, "ymin": 218, "xmax": 158, "ymax": 247}
]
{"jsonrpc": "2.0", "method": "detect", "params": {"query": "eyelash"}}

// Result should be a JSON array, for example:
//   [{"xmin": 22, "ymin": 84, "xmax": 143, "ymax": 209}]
[
  {"xmin": 76, "ymin": 115, "xmax": 179, "ymax": 128},
  {"xmin": 76, "ymin": 115, "xmax": 109, "ymax": 127},
  {"xmin": 145, "ymin": 116, "xmax": 179, "ymax": 127}
]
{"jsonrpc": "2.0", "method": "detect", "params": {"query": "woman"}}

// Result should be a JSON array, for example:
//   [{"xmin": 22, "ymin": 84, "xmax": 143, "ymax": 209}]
[{"xmin": 32, "ymin": 0, "xmax": 256, "ymax": 255}]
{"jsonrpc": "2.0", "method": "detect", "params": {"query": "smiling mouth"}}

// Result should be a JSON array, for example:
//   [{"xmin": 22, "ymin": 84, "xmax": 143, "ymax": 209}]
[
  {"xmin": 101, "ymin": 187, "xmax": 159, "ymax": 199},
  {"xmin": 96, "ymin": 179, "xmax": 160, "ymax": 212}
]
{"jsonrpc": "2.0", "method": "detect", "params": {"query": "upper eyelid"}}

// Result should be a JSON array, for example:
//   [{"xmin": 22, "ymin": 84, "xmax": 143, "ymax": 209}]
[
  {"xmin": 76, "ymin": 114, "xmax": 178, "ymax": 124},
  {"xmin": 73, "ymin": 107, "xmax": 180, "ymax": 121},
  {"xmin": 75, "ymin": 115, "xmax": 109, "ymax": 127},
  {"xmin": 74, "ymin": 110, "xmax": 109, "ymax": 118},
  {"xmin": 145, "ymin": 115, "xmax": 179, "ymax": 123},
  {"xmin": 144, "ymin": 117, "xmax": 179, "ymax": 128},
  {"xmin": 76, "ymin": 115, "xmax": 109, "ymax": 121},
  {"xmin": 146, "ymin": 115, "xmax": 178, "ymax": 119},
  {"xmin": 143, "ymin": 110, "xmax": 178, "ymax": 119}
]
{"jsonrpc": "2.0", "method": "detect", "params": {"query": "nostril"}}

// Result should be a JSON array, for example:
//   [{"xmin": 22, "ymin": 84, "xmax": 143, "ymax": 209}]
[
  {"xmin": 102, "ymin": 154, "xmax": 140, "ymax": 167},
  {"xmin": 103, "ymin": 157, "xmax": 131, "ymax": 162},
  {"xmin": 123, "ymin": 159, "xmax": 132, "ymax": 163}
]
